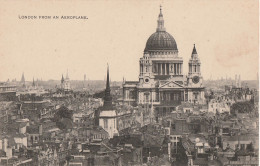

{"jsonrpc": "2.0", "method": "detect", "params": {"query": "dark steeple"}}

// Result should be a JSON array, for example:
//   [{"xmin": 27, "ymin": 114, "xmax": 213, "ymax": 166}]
[
  {"xmin": 192, "ymin": 44, "xmax": 197, "ymax": 54},
  {"xmin": 61, "ymin": 74, "xmax": 64, "ymax": 83},
  {"xmin": 103, "ymin": 64, "xmax": 113, "ymax": 110},
  {"xmin": 32, "ymin": 77, "xmax": 35, "ymax": 86},
  {"xmin": 106, "ymin": 64, "xmax": 110, "ymax": 90},
  {"xmin": 21, "ymin": 72, "xmax": 25, "ymax": 84}
]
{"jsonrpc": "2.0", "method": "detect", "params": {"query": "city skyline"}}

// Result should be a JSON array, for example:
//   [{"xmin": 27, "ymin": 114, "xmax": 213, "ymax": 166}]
[{"xmin": 0, "ymin": 0, "xmax": 258, "ymax": 82}]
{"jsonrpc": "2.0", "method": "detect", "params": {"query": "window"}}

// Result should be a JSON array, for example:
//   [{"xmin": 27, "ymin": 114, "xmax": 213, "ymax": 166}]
[
  {"xmin": 163, "ymin": 108, "xmax": 166, "ymax": 116},
  {"xmin": 146, "ymin": 94, "xmax": 149, "ymax": 102},
  {"xmin": 104, "ymin": 119, "xmax": 108, "ymax": 129},
  {"xmin": 171, "ymin": 124, "xmax": 176, "ymax": 130},
  {"xmin": 195, "ymin": 94, "xmax": 198, "ymax": 100}
]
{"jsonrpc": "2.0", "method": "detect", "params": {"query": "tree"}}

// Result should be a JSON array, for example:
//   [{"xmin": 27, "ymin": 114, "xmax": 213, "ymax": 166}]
[
  {"xmin": 53, "ymin": 106, "xmax": 73, "ymax": 122},
  {"xmin": 93, "ymin": 90, "xmax": 105, "ymax": 99},
  {"xmin": 56, "ymin": 121, "xmax": 66, "ymax": 130},
  {"xmin": 230, "ymin": 101, "xmax": 254, "ymax": 115}
]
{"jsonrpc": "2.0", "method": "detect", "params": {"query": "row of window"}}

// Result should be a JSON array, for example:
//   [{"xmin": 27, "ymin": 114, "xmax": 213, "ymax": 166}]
[{"xmin": 149, "ymin": 51, "xmax": 176, "ymax": 55}]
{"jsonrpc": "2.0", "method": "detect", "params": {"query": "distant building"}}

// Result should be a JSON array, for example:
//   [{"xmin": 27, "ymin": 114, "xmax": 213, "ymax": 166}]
[
  {"xmin": 208, "ymin": 99, "xmax": 231, "ymax": 114},
  {"xmin": 0, "ymin": 83, "xmax": 16, "ymax": 101},
  {"xmin": 60, "ymin": 70, "xmax": 71, "ymax": 93}
]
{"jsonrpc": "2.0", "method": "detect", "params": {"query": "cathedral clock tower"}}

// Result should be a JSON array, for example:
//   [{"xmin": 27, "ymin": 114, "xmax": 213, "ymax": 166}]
[{"xmin": 187, "ymin": 44, "xmax": 203, "ymax": 87}]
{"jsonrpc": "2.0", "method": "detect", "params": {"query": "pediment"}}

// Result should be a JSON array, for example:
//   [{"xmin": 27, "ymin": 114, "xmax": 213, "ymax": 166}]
[{"xmin": 159, "ymin": 81, "xmax": 184, "ymax": 89}]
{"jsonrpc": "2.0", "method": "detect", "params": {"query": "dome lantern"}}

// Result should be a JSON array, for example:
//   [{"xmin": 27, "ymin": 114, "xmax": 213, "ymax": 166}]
[{"xmin": 156, "ymin": 5, "xmax": 166, "ymax": 32}]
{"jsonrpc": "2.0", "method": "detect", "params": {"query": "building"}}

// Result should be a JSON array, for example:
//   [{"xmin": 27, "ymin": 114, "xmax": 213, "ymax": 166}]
[
  {"xmin": 0, "ymin": 83, "xmax": 16, "ymax": 101},
  {"xmin": 17, "ymin": 78, "xmax": 47, "ymax": 97},
  {"xmin": 98, "ymin": 65, "xmax": 118, "ymax": 138},
  {"xmin": 60, "ymin": 70, "xmax": 71, "ymax": 93},
  {"xmin": 123, "ymin": 7, "xmax": 205, "ymax": 122},
  {"xmin": 208, "ymin": 99, "xmax": 231, "ymax": 114}
]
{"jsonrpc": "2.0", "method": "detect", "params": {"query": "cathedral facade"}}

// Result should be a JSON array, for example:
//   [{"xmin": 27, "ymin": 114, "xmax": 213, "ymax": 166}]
[{"xmin": 123, "ymin": 8, "xmax": 205, "ymax": 121}]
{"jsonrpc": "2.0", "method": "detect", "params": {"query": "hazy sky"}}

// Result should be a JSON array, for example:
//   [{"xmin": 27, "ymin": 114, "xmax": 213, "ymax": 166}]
[{"xmin": 0, "ymin": 0, "xmax": 258, "ymax": 82}]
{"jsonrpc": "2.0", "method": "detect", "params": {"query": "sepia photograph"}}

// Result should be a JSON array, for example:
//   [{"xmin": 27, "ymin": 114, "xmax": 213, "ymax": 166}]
[{"xmin": 0, "ymin": 0, "xmax": 259, "ymax": 165}]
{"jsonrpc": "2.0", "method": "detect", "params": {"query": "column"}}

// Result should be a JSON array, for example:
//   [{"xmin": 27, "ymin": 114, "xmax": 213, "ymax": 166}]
[
  {"xmin": 161, "ymin": 63, "xmax": 163, "ymax": 75},
  {"xmin": 140, "ymin": 64, "xmax": 142, "ymax": 75},
  {"xmin": 158, "ymin": 63, "xmax": 159, "ymax": 75},
  {"xmin": 179, "ymin": 64, "xmax": 181, "ymax": 75},
  {"xmin": 180, "ymin": 64, "xmax": 182, "ymax": 75},
  {"xmin": 174, "ymin": 63, "xmax": 176, "ymax": 75},
  {"xmin": 162, "ymin": 63, "xmax": 164, "ymax": 75},
  {"xmin": 177, "ymin": 64, "xmax": 179, "ymax": 75},
  {"xmin": 157, "ymin": 63, "xmax": 159, "ymax": 75},
  {"xmin": 164, "ymin": 63, "xmax": 167, "ymax": 75}
]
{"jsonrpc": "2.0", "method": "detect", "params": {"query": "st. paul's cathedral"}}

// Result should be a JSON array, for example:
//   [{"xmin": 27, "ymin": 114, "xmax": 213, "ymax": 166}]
[{"xmin": 122, "ymin": 7, "xmax": 205, "ymax": 122}]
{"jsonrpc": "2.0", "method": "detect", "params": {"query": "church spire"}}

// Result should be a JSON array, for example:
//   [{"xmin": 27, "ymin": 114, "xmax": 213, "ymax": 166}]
[
  {"xmin": 191, "ymin": 44, "xmax": 199, "ymax": 60},
  {"xmin": 21, "ymin": 72, "xmax": 25, "ymax": 84},
  {"xmin": 156, "ymin": 5, "xmax": 166, "ymax": 32},
  {"xmin": 32, "ymin": 77, "xmax": 35, "ymax": 86},
  {"xmin": 61, "ymin": 74, "xmax": 64, "ymax": 83},
  {"xmin": 106, "ymin": 64, "xmax": 110, "ymax": 90},
  {"xmin": 103, "ymin": 64, "xmax": 113, "ymax": 110},
  {"xmin": 192, "ymin": 44, "xmax": 197, "ymax": 54}
]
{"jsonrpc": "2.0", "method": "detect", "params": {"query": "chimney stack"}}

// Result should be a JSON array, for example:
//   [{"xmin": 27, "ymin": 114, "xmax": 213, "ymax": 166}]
[
  {"xmin": 238, "ymin": 75, "xmax": 241, "ymax": 88},
  {"xmin": 235, "ymin": 75, "xmax": 237, "ymax": 87},
  {"xmin": 39, "ymin": 124, "xmax": 42, "ymax": 135}
]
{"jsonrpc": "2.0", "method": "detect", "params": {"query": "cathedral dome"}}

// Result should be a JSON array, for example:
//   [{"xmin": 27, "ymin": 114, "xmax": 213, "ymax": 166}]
[
  {"xmin": 144, "ymin": 31, "xmax": 178, "ymax": 52},
  {"xmin": 144, "ymin": 7, "xmax": 178, "ymax": 52}
]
